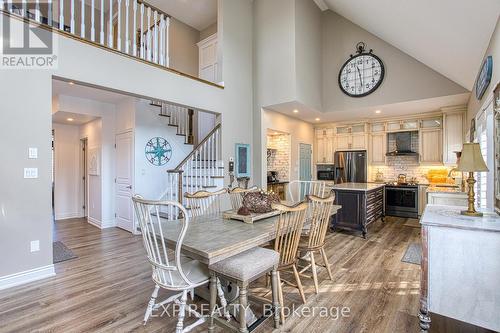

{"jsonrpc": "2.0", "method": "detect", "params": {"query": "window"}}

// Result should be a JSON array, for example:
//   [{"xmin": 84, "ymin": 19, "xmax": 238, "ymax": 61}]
[{"xmin": 474, "ymin": 101, "xmax": 494, "ymax": 209}]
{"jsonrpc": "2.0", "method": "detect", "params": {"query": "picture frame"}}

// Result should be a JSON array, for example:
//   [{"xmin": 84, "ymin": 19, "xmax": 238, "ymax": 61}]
[
  {"xmin": 235, "ymin": 143, "xmax": 251, "ymax": 178},
  {"xmin": 88, "ymin": 148, "xmax": 101, "ymax": 176}
]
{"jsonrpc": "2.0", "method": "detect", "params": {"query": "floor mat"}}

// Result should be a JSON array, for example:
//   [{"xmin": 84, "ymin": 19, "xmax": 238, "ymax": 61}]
[
  {"xmin": 403, "ymin": 218, "xmax": 421, "ymax": 228},
  {"xmin": 53, "ymin": 241, "xmax": 78, "ymax": 263},
  {"xmin": 401, "ymin": 242, "xmax": 421, "ymax": 265}
]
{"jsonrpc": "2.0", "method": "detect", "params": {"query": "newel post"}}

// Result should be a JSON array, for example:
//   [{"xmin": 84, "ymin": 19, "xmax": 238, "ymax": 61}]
[{"xmin": 187, "ymin": 109, "xmax": 194, "ymax": 145}]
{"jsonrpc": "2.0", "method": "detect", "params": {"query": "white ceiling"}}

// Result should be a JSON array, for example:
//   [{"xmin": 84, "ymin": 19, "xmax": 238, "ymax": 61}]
[
  {"xmin": 52, "ymin": 111, "xmax": 98, "ymax": 125},
  {"xmin": 52, "ymin": 79, "xmax": 130, "ymax": 104},
  {"xmin": 147, "ymin": 0, "xmax": 217, "ymax": 31},
  {"xmin": 267, "ymin": 92, "xmax": 470, "ymax": 124},
  {"xmin": 319, "ymin": 0, "xmax": 500, "ymax": 90}
]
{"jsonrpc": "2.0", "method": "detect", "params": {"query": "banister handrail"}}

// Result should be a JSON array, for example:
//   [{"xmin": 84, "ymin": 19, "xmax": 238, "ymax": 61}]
[
  {"xmin": 137, "ymin": 0, "xmax": 171, "ymax": 19},
  {"xmin": 168, "ymin": 123, "xmax": 221, "ymax": 173}
]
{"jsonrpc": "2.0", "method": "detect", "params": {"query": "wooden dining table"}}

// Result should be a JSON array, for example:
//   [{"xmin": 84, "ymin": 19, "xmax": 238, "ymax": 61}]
[{"xmin": 157, "ymin": 205, "xmax": 342, "ymax": 265}]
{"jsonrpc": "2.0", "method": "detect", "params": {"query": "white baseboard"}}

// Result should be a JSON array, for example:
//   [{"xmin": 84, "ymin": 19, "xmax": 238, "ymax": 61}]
[
  {"xmin": 87, "ymin": 217, "xmax": 116, "ymax": 229},
  {"xmin": 0, "ymin": 265, "xmax": 55, "ymax": 291},
  {"xmin": 87, "ymin": 217, "xmax": 102, "ymax": 229},
  {"xmin": 55, "ymin": 212, "xmax": 83, "ymax": 221}
]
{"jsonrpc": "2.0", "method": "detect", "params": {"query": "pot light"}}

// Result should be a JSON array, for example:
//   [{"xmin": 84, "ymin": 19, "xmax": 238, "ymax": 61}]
[
  {"xmin": 68, "ymin": 81, "xmax": 74, "ymax": 85},
  {"xmin": 293, "ymin": 109, "xmax": 299, "ymax": 113},
  {"xmin": 315, "ymin": 118, "xmax": 320, "ymax": 121},
  {"xmin": 67, "ymin": 118, "xmax": 74, "ymax": 122},
  {"xmin": 375, "ymin": 110, "xmax": 381, "ymax": 114}
]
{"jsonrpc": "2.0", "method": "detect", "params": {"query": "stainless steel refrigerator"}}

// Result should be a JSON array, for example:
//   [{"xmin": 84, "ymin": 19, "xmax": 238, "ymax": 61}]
[{"xmin": 334, "ymin": 151, "xmax": 367, "ymax": 183}]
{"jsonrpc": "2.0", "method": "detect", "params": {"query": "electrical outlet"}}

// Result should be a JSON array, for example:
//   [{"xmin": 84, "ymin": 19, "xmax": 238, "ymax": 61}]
[
  {"xmin": 30, "ymin": 240, "xmax": 40, "ymax": 252},
  {"xmin": 28, "ymin": 148, "xmax": 38, "ymax": 159},
  {"xmin": 24, "ymin": 168, "xmax": 38, "ymax": 179}
]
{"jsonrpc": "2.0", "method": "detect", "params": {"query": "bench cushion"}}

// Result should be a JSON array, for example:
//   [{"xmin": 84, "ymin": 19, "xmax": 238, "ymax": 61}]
[{"xmin": 209, "ymin": 247, "xmax": 279, "ymax": 281}]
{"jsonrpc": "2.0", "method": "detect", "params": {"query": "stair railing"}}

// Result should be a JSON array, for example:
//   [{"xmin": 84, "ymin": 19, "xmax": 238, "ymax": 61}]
[
  {"xmin": 1, "ymin": 0, "xmax": 170, "ymax": 67},
  {"xmin": 166, "ymin": 124, "xmax": 222, "ymax": 216}
]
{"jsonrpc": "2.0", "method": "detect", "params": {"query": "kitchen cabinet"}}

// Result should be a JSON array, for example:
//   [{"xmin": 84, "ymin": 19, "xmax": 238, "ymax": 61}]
[
  {"xmin": 387, "ymin": 120, "xmax": 418, "ymax": 132},
  {"xmin": 427, "ymin": 191, "xmax": 467, "ymax": 206},
  {"xmin": 418, "ymin": 185, "xmax": 428, "ymax": 216},
  {"xmin": 267, "ymin": 182, "xmax": 287, "ymax": 200},
  {"xmin": 336, "ymin": 135, "xmax": 350, "ymax": 150},
  {"xmin": 442, "ymin": 111, "xmax": 465, "ymax": 165},
  {"xmin": 420, "ymin": 117, "xmax": 442, "ymax": 129},
  {"xmin": 370, "ymin": 132, "xmax": 386, "ymax": 164},
  {"xmin": 315, "ymin": 128, "xmax": 334, "ymax": 163},
  {"xmin": 371, "ymin": 122, "xmax": 385, "ymax": 133},
  {"xmin": 333, "ymin": 123, "xmax": 367, "ymax": 151},
  {"xmin": 420, "ymin": 129, "xmax": 442, "ymax": 164}
]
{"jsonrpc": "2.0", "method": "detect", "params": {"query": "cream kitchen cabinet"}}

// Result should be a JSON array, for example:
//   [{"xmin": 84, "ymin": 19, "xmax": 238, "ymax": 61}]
[
  {"xmin": 315, "ymin": 128, "xmax": 334, "ymax": 163},
  {"xmin": 420, "ymin": 129, "xmax": 443, "ymax": 164},
  {"xmin": 336, "ymin": 135, "xmax": 350, "ymax": 150},
  {"xmin": 442, "ymin": 111, "xmax": 465, "ymax": 165},
  {"xmin": 370, "ymin": 133, "xmax": 386, "ymax": 165},
  {"xmin": 387, "ymin": 120, "xmax": 418, "ymax": 132},
  {"xmin": 335, "ymin": 134, "xmax": 367, "ymax": 151},
  {"xmin": 418, "ymin": 185, "xmax": 428, "ymax": 216}
]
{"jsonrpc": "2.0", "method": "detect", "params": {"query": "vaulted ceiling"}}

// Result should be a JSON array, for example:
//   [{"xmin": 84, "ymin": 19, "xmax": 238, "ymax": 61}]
[{"xmin": 316, "ymin": 0, "xmax": 500, "ymax": 90}]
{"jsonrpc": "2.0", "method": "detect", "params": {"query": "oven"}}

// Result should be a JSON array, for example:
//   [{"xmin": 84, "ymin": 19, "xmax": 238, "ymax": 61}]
[
  {"xmin": 385, "ymin": 185, "xmax": 418, "ymax": 218},
  {"xmin": 317, "ymin": 164, "xmax": 335, "ymax": 181}
]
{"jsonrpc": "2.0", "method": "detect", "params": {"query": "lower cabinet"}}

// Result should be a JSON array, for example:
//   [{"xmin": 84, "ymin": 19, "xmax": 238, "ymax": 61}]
[
  {"xmin": 427, "ymin": 191, "xmax": 468, "ymax": 206},
  {"xmin": 418, "ymin": 185, "xmax": 429, "ymax": 216},
  {"xmin": 331, "ymin": 187, "xmax": 384, "ymax": 238},
  {"xmin": 267, "ymin": 183, "xmax": 287, "ymax": 200}
]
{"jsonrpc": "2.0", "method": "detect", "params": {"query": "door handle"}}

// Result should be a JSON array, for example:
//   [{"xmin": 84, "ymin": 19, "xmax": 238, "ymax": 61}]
[{"xmin": 126, "ymin": 185, "xmax": 132, "ymax": 189}]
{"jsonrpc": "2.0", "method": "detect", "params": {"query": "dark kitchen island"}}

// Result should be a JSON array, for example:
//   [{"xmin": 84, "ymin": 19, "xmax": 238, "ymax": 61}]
[{"xmin": 330, "ymin": 183, "xmax": 385, "ymax": 238}]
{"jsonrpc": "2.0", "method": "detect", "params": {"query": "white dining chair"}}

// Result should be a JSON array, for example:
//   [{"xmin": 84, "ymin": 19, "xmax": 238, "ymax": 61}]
[
  {"xmin": 287, "ymin": 180, "xmax": 326, "ymax": 203},
  {"xmin": 132, "ymin": 196, "xmax": 209, "ymax": 333}
]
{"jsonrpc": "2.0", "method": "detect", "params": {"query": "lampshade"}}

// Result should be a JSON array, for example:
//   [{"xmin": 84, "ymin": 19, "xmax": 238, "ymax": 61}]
[{"xmin": 456, "ymin": 143, "xmax": 489, "ymax": 172}]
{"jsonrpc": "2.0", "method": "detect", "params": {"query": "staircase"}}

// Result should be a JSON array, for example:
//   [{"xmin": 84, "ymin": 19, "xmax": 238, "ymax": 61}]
[{"xmin": 152, "ymin": 101, "xmax": 224, "ymax": 219}]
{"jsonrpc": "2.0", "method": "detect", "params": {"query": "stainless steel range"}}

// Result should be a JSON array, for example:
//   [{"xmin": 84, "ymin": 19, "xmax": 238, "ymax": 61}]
[{"xmin": 385, "ymin": 183, "xmax": 419, "ymax": 218}]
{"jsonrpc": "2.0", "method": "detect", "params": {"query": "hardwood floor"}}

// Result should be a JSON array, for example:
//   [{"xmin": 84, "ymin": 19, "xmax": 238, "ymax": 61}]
[{"xmin": 0, "ymin": 217, "xmax": 492, "ymax": 332}]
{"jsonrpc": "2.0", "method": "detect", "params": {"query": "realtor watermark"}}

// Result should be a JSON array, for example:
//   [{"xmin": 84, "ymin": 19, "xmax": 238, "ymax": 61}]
[
  {"xmin": 151, "ymin": 303, "xmax": 351, "ymax": 321},
  {"xmin": 1, "ymin": 1, "xmax": 58, "ymax": 69}
]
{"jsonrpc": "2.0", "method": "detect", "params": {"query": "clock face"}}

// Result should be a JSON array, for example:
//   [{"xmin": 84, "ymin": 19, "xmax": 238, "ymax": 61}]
[
  {"xmin": 339, "ymin": 53, "xmax": 384, "ymax": 97},
  {"xmin": 145, "ymin": 137, "xmax": 172, "ymax": 166}
]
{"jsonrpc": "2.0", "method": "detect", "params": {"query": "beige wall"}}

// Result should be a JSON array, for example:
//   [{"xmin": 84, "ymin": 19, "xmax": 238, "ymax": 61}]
[
  {"xmin": 261, "ymin": 109, "xmax": 314, "ymax": 187},
  {"xmin": 322, "ymin": 11, "xmax": 468, "ymax": 114},
  {"xmin": 169, "ymin": 18, "xmax": 200, "ymax": 77},
  {"xmin": 467, "ymin": 18, "xmax": 500, "ymax": 122},
  {"xmin": 200, "ymin": 22, "xmax": 217, "ymax": 41}
]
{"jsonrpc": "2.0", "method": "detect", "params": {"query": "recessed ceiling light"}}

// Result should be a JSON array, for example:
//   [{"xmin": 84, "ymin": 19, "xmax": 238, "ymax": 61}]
[
  {"xmin": 375, "ymin": 110, "xmax": 381, "ymax": 114},
  {"xmin": 67, "ymin": 118, "xmax": 74, "ymax": 122},
  {"xmin": 315, "ymin": 118, "xmax": 320, "ymax": 121},
  {"xmin": 293, "ymin": 109, "xmax": 299, "ymax": 113},
  {"xmin": 68, "ymin": 81, "xmax": 74, "ymax": 85}
]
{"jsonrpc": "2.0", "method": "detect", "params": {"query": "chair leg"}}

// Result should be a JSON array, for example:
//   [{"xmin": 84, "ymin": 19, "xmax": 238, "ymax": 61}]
[
  {"xmin": 238, "ymin": 283, "xmax": 249, "ymax": 333},
  {"xmin": 208, "ymin": 275, "xmax": 217, "ymax": 333},
  {"xmin": 310, "ymin": 251, "xmax": 319, "ymax": 294},
  {"xmin": 292, "ymin": 264, "xmax": 307, "ymax": 304},
  {"xmin": 216, "ymin": 278, "xmax": 231, "ymax": 321},
  {"xmin": 143, "ymin": 284, "xmax": 160, "ymax": 325},
  {"xmin": 276, "ymin": 271, "xmax": 285, "ymax": 325},
  {"xmin": 271, "ymin": 269, "xmax": 280, "ymax": 329},
  {"xmin": 176, "ymin": 290, "xmax": 188, "ymax": 333},
  {"xmin": 320, "ymin": 247, "xmax": 334, "ymax": 281}
]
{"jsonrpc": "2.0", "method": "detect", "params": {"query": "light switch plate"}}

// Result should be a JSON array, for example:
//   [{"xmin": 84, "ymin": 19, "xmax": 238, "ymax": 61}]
[
  {"xmin": 24, "ymin": 168, "xmax": 38, "ymax": 179},
  {"xmin": 28, "ymin": 148, "xmax": 38, "ymax": 159},
  {"xmin": 30, "ymin": 240, "xmax": 40, "ymax": 252}
]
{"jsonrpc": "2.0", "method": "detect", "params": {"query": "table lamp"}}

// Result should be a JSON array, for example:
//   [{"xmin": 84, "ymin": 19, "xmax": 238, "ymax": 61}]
[{"xmin": 456, "ymin": 143, "xmax": 489, "ymax": 217}]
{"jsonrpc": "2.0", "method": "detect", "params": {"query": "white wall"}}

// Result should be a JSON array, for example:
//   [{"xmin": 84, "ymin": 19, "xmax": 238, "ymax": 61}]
[
  {"xmin": 261, "ymin": 109, "xmax": 314, "ymax": 187},
  {"xmin": 53, "ymin": 123, "xmax": 82, "ymax": 220}
]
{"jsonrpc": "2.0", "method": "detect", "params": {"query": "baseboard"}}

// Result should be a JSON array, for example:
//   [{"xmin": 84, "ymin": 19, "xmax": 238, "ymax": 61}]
[
  {"xmin": 55, "ymin": 212, "xmax": 83, "ymax": 221},
  {"xmin": 87, "ymin": 217, "xmax": 102, "ymax": 229},
  {"xmin": 87, "ymin": 217, "xmax": 116, "ymax": 229},
  {"xmin": 0, "ymin": 265, "xmax": 55, "ymax": 291}
]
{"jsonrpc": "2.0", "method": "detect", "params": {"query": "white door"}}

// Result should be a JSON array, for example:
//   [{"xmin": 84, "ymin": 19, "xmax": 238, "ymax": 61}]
[{"xmin": 115, "ymin": 132, "xmax": 134, "ymax": 233}]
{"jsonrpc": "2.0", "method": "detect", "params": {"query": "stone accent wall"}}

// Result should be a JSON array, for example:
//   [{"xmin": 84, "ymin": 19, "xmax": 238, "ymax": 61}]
[{"xmin": 267, "ymin": 134, "xmax": 290, "ymax": 181}]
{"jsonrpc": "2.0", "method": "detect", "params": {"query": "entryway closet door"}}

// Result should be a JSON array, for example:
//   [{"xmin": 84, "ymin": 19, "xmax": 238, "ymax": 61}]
[{"xmin": 115, "ymin": 131, "xmax": 134, "ymax": 233}]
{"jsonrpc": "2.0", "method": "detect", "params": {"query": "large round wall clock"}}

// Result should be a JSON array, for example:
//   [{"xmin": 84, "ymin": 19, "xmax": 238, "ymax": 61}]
[
  {"xmin": 145, "ymin": 137, "xmax": 172, "ymax": 166},
  {"xmin": 338, "ymin": 42, "xmax": 385, "ymax": 97}
]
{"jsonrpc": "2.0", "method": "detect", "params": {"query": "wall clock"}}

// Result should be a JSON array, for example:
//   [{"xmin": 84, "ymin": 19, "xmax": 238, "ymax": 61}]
[
  {"xmin": 338, "ymin": 42, "xmax": 385, "ymax": 97},
  {"xmin": 145, "ymin": 137, "xmax": 172, "ymax": 166}
]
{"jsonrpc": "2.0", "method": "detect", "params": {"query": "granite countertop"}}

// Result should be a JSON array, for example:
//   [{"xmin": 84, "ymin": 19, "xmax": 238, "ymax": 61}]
[
  {"xmin": 330, "ymin": 182, "xmax": 385, "ymax": 191},
  {"xmin": 426, "ymin": 186, "xmax": 465, "ymax": 194},
  {"xmin": 267, "ymin": 181, "xmax": 289, "ymax": 185},
  {"xmin": 421, "ymin": 204, "xmax": 500, "ymax": 232}
]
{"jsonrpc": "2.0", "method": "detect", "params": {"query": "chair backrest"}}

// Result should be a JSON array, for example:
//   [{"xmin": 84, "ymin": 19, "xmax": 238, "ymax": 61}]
[
  {"xmin": 132, "ymin": 196, "xmax": 196, "ymax": 289},
  {"xmin": 184, "ymin": 188, "xmax": 227, "ymax": 217},
  {"xmin": 304, "ymin": 194, "xmax": 335, "ymax": 248},
  {"xmin": 271, "ymin": 201, "xmax": 309, "ymax": 268},
  {"xmin": 228, "ymin": 186, "xmax": 259, "ymax": 211},
  {"xmin": 288, "ymin": 180, "xmax": 326, "ymax": 203}
]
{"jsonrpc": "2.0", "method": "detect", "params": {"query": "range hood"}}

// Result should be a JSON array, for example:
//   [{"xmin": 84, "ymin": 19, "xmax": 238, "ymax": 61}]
[{"xmin": 386, "ymin": 131, "xmax": 419, "ymax": 156}]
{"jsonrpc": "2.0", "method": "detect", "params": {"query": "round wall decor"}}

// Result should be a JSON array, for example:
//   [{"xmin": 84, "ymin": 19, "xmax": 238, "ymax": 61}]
[{"xmin": 145, "ymin": 137, "xmax": 172, "ymax": 166}]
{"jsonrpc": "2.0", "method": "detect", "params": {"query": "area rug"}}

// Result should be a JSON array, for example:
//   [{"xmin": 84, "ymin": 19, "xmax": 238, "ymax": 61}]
[
  {"xmin": 401, "ymin": 243, "xmax": 422, "ymax": 265},
  {"xmin": 53, "ymin": 241, "xmax": 78, "ymax": 264},
  {"xmin": 403, "ymin": 218, "xmax": 421, "ymax": 228}
]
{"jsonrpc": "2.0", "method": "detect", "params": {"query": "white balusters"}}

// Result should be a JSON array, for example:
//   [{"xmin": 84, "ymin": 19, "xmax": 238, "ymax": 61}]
[
  {"xmin": 125, "ymin": 0, "xmax": 129, "ymax": 53},
  {"xmin": 21, "ymin": 0, "xmax": 26, "ymax": 17},
  {"xmin": 146, "ymin": 7, "xmax": 151, "ymax": 61},
  {"xmin": 108, "ymin": 0, "xmax": 113, "ymax": 47},
  {"xmin": 153, "ymin": 10, "xmax": 158, "ymax": 63},
  {"xmin": 80, "ymin": 0, "xmax": 85, "ymax": 38},
  {"xmin": 132, "ymin": 0, "xmax": 137, "ymax": 56},
  {"xmin": 47, "ymin": 0, "xmax": 52, "ymax": 26},
  {"xmin": 90, "ymin": 0, "xmax": 95, "ymax": 41},
  {"xmin": 159, "ymin": 14, "xmax": 164, "ymax": 65},
  {"xmin": 7, "ymin": 0, "xmax": 12, "ymax": 13},
  {"xmin": 35, "ymin": 0, "xmax": 40, "ymax": 22},
  {"xmin": 99, "ymin": 0, "xmax": 104, "ymax": 44},
  {"xmin": 116, "ymin": 0, "xmax": 121, "ymax": 51},
  {"xmin": 71, "ymin": 0, "xmax": 75, "ymax": 34},
  {"xmin": 59, "ymin": 0, "xmax": 64, "ymax": 30},
  {"xmin": 0, "ymin": 0, "xmax": 4, "ymax": 11},
  {"xmin": 140, "ymin": 3, "xmax": 144, "ymax": 59},
  {"xmin": 165, "ymin": 16, "xmax": 170, "ymax": 67}
]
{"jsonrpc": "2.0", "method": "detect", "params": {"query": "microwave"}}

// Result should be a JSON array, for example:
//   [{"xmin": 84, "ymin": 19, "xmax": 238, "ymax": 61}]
[{"xmin": 317, "ymin": 164, "xmax": 335, "ymax": 181}]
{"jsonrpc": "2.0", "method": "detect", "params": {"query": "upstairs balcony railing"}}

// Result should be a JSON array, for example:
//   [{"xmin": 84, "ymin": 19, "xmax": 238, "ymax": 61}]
[{"xmin": 2, "ymin": 0, "xmax": 171, "ymax": 68}]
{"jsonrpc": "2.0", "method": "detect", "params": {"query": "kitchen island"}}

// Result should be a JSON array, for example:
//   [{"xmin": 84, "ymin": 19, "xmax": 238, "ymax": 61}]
[{"xmin": 330, "ymin": 182, "xmax": 385, "ymax": 238}]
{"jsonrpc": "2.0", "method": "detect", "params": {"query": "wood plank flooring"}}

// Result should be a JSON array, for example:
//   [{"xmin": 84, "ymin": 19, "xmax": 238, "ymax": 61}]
[{"xmin": 0, "ymin": 217, "xmax": 492, "ymax": 332}]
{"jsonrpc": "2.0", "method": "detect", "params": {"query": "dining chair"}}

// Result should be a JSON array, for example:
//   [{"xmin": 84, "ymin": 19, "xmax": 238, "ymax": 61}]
[
  {"xmin": 132, "ymin": 196, "xmax": 209, "ymax": 333},
  {"xmin": 228, "ymin": 186, "xmax": 258, "ymax": 211},
  {"xmin": 271, "ymin": 201, "xmax": 309, "ymax": 323},
  {"xmin": 184, "ymin": 188, "xmax": 227, "ymax": 217},
  {"xmin": 297, "ymin": 194, "xmax": 335, "ymax": 294},
  {"xmin": 287, "ymin": 180, "xmax": 326, "ymax": 203}
]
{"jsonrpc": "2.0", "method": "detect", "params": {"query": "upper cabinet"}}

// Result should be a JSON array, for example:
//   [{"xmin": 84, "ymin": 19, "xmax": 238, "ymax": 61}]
[
  {"xmin": 442, "ymin": 110, "xmax": 465, "ymax": 165},
  {"xmin": 387, "ymin": 120, "xmax": 418, "ymax": 132},
  {"xmin": 370, "ymin": 132, "xmax": 386, "ymax": 165},
  {"xmin": 335, "ymin": 123, "xmax": 367, "ymax": 151},
  {"xmin": 315, "ymin": 128, "xmax": 334, "ymax": 163},
  {"xmin": 420, "ymin": 128, "xmax": 443, "ymax": 164}
]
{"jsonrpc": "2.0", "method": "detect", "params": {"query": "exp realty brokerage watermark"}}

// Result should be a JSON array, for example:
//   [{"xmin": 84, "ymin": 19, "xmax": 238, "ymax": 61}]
[{"xmin": 1, "ymin": 1, "xmax": 58, "ymax": 69}]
